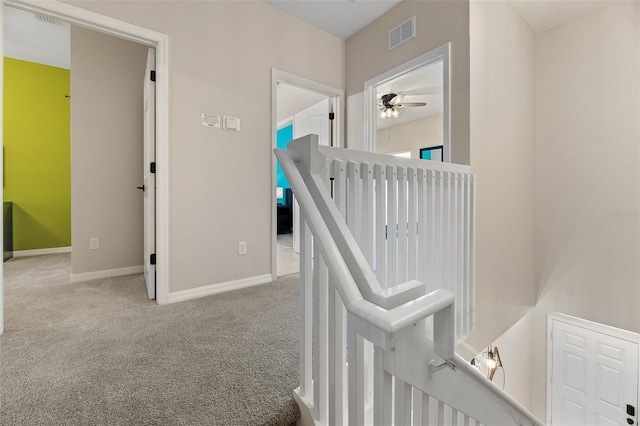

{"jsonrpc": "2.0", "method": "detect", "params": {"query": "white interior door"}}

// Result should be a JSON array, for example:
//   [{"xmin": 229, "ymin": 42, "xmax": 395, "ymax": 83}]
[
  {"xmin": 143, "ymin": 48, "xmax": 156, "ymax": 299},
  {"xmin": 549, "ymin": 317, "xmax": 638, "ymax": 426},
  {"xmin": 292, "ymin": 98, "xmax": 331, "ymax": 253}
]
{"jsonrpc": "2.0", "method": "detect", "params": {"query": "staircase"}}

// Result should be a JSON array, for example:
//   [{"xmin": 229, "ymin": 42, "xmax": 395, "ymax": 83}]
[{"xmin": 275, "ymin": 136, "xmax": 543, "ymax": 426}]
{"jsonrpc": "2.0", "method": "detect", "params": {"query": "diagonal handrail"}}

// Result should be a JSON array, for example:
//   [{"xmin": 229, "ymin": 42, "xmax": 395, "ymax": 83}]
[
  {"xmin": 275, "ymin": 135, "xmax": 456, "ymax": 358},
  {"xmin": 276, "ymin": 135, "xmax": 544, "ymax": 426}
]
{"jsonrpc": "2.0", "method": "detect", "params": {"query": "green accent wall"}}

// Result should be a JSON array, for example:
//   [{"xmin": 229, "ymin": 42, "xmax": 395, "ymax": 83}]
[{"xmin": 3, "ymin": 57, "xmax": 71, "ymax": 250}]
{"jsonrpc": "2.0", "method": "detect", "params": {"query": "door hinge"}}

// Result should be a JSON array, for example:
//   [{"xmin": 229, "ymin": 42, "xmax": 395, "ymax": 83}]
[
  {"xmin": 150, "ymin": 162, "xmax": 156, "ymax": 173},
  {"xmin": 329, "ymin": 112, "xmax": 335, "ymax": 120},
  {"xmin": 150, "ymin": 70, "xmax": 156, "ymax": 82},
  {"xmin": 150, "ymin": 254, "xmax": 156, "ymax": 265}
]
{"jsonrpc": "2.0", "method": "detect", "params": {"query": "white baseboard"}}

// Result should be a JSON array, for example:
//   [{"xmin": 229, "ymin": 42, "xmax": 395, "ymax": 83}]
[
  {"xmin": 69, "ymin": 265, "xmax": 143, "ymax": 283},
  {"xmin": 167, "ymin": 274, "xmax": 273, "ymax": 304},
  {"xmin": 13, "ymin": 246, "xmax": 72, "ymax": 258}
]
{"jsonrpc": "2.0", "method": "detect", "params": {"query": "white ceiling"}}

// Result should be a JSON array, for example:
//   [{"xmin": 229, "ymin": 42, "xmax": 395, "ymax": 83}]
[
  {"xmin": 276, "ymin": 83, "xmax": 327, "ymax": 124},
  {"xmin": 509, "ymin": 0, "xmax": 614, "ymax": 34},
  {"xmin": 264, "ymin": 0, "xmax": 401, "ymax": 40},
  {"xmin": 265, "ymin": 0, "xmax": 619, "ymax": 40},
  {"xmin": 4, "ymin": 1, "xmax": 619, "ymax": 72},
  {"xmin": 4, "ymin": 6, "xmax": 70, "ymax": 69}
]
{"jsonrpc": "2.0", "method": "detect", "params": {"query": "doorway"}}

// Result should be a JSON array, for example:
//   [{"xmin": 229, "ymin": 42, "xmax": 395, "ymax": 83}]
[
  {"xmin": 364, "ymin": 44, "xmax": 451, "ymax": 162},
  {"xmin": 547, "ymin": 314, "xmax": 639, "ymax": 425},
  {"xmin": 271, "ymin": 69, "xmax": 343, "ymax": 279},
  {"xmin": 0, "ymin": 0, "xmax": 170, "ymax": 334}
]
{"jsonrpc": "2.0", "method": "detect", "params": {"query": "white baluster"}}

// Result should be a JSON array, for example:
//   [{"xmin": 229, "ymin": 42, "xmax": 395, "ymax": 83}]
[
  {"xmin": 361, "ymin": 163, "xmax": 374, "ymax": 264},
  {"xmin": 407, "ymin": 167, "xmax": 417, "ymax": 281},
  {"xmin": 397, "ymin": 166, "xmax": 407, "ymax": 285},
  {"xmin": 348, "ymin": 323, "xmax": 365, "ymax": 426},
  {"xmin": 299, "ymin": 216, "xmax": 313, "ymax": 398},
  {"xmin": 420, "ymin": 392, "xmax": 430, "ymax": 426},
  {"xmin": 374, "ymin": 165, "xmax": 386, "ymax": 286},
  {"xmin": 417, "ymin": 169, "xmax": 427, "ymax": 285},
  {"xmin": 470, "ymin": 176, "xmax": 477, "ymax": 330},
  {"xmin": 318, "ymin": 255, "xmax": 329, "ymax": 424},
  {"xmin": 438, "ymin": 399, "xmax": 445, "ymax": 426},
  {"xmin": 312, "ymin": 238, "xmax": 320, "ymax": 418},
  {"xmin": 330, "ymin": 159, "xmax": 347, "ymax": 425},
  {"xmin": 386, "ymin": 165, "xmax": 398, "ymax": 288},
  {"xmin": 373, "ymin": 346, "xmax": 392, "ymax": 426}
]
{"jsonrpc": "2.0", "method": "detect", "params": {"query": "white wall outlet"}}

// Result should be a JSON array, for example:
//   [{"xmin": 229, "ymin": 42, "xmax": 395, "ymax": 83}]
[
  {"xmin": 89, "ymin": 237, "xmax": 100, "ymax": 250},
  {"xmin": 238, "ymin": 241, "xmax": 247, "ymax": 256}
]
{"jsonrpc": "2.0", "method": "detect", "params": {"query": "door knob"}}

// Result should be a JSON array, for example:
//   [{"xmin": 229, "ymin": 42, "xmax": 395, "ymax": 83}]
[{"xmin": 137, "ymin": 185, "xmax": 145, "ymax": 192}]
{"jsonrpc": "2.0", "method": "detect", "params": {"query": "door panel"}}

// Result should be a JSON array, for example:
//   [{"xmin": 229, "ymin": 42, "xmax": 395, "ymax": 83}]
[
  {"xmin": 143, "ymin": 48, "xmax": 156, "ymax": 299},
  {"xmin": 551, "ymin": 319, "xmax": 638, "ymax": 426}
]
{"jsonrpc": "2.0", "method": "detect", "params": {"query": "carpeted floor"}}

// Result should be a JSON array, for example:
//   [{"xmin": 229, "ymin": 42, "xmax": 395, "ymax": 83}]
[{"xmin": 0, "ymin": 254, "xmax": 301, "ymax": 425}]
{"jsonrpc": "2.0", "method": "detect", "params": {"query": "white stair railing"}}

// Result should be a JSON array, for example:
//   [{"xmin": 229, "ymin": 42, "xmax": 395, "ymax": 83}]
[{"xmin": 275, "ymin": 135, "xmax": 542, "ymax": 426}]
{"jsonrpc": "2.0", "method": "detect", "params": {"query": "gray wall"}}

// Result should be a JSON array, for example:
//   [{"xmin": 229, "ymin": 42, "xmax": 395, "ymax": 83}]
[
  {"xmin": 470, "ymin": 1, "xmax": 640, "ymax": 419},
  {"xmin": 468, "ymin": 0, "xmax": 537, "ymax": 353},
  {"xmin": 376, "ymin": 114, "xmax": 443, "ymax": 159},
  {"xmin": 535, "ymin": 0, "xmax": 640, "ymax": 334},
  {"xmin": 71, "ymin": 26, "xmax": 148, "ymax": 274},
  {"xmin": 531, "ymin": 3, "xmax": 640, "ymax": 416},
  {"xmin": 66, "ymin": 1, "xmax": 344, "ymax": 293},
  {"xmin": 345, "ymin": 0, "xmax": 470, "ymax": 165}
]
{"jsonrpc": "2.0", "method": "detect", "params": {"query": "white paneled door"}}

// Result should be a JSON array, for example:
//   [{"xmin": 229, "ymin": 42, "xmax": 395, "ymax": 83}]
[
  {"xmin": 143, "ymin": 48, "xmax": 156, "ymax": 299},
  {"xmin": 549, "ymin": 317, "xmax": 638, "ymax": 426},
  {"xmin": 292, "ymin": 98, "xmax": 331, "ymax": 253}
]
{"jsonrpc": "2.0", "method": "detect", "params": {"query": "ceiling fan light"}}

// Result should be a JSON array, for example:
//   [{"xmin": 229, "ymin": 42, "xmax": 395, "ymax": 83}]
[
  {"xmin": 391, "ymin": 108, "xmax": 400, "ymax": 117},
  {"xmin": 385, "ymin": 108, "xmax": 393, "ymax": 118},
  {"xmin": 379, "ymin": 110, "xmax": 387, "ymax": 119}
]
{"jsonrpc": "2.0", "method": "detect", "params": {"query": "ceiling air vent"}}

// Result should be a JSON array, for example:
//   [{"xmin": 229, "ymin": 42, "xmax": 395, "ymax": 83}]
[
  {"xmin": 34, "ymin": 13, "xmax": 63, "ymax": 26},
  {"xmin": 389, "ymin": 16, "xmax": 415, "ymax": 50}
]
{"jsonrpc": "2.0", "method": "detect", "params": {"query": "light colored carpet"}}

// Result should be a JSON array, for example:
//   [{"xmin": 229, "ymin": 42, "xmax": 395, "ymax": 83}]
[{"xmin": 0, "ymin": 254, "xmax": 301, "ymax": 425}]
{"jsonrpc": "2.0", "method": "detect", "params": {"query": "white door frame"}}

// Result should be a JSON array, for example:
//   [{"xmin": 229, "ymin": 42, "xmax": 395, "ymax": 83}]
[
  {"xmin": 270, "ymin": 69, "xmax": 344, "ymax": 280},
  {"xmin": 0, "ymin": 0, "xmax": 171, "ymax": 334},
  {"xmin": 364, "ymin": 43, "xmax": 451, "ymax": 162},
  {"xmin": 547, "ymin": 312, "xmax": 640, "ymax": 425}
]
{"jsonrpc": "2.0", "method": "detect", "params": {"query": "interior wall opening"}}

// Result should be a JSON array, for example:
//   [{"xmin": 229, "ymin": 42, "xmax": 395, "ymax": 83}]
[
  {"xmin": 2, "ymin": 5, "xmax": 153, "ymax": 327},
  {"xmin": 271, "ymin": 70, "xmax": 344, "ymax": 280},
  {"xmin": 365, "ymin": 44, "xmax": 450, "ymax": 163}
]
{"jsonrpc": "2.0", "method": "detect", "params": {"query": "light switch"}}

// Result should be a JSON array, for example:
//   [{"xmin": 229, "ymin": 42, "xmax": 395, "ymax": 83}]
[
  {"xmin": 223, "ymin": 116, "xmax": 240, "ymax": 131},
  {"xmin": 201, "ymin": 113, "xmax": 220, "ymax": 128}
]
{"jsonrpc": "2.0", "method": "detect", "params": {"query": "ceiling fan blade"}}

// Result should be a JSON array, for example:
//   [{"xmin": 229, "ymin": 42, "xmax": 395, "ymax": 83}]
[
  {"xmin": 401, "ymin": 86, "xmax": 443, "ymax": 96},
  {"xmin": 397, "ymin": 102, "xmax": 427, "ymax": 107},
  {"xmin": 389, "ymin": 94, "xmax": 404, "ymax": 105}
]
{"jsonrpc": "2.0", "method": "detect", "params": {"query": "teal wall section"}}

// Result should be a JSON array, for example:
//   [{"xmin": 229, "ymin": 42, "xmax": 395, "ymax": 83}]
[{"xmin": 276, "ymin": 124, "xmax": 293, "ymax": 203}]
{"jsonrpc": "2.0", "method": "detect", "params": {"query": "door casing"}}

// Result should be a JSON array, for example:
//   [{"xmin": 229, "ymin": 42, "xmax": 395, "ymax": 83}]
[
  {"xmin": 270, "ymin": 69, "xmax": 344, "ymax": 281},
  {"xmin": 0, "ymin": 0, "xmax": 170, "ymax": 334},
  {"xmin": 546, "ymin": 312, "xmax": 640, "ymax": 425},
  {"xmin": 363, "ymin": 43, "xmax": 451, "ymax": 162}
]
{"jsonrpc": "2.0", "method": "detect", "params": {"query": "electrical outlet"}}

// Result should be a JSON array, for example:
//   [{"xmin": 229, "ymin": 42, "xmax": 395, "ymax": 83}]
[
  {"xmin": 89, "ymin": 237, "xmax": 99, "ymax": 250},
  {"xmin": 238, "ymin": 241, "xmax": 247, "ymax": 256}
]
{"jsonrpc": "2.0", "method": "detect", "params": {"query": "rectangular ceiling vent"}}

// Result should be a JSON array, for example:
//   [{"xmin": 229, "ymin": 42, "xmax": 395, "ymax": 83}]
[
  {"xmin": 34, "ymin": 13, "xmax": 63, "ymax": 26},
  {"xmin": 389, "ymin": 16, "xmax": 415, "ymax": 50}
]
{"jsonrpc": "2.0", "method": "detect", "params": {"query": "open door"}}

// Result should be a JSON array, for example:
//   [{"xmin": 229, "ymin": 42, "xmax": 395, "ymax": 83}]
[
  {"xmin": 292, "ymin": 98, "xmax": 332, "ymax": 253},
  {"xmin": 143, "ymin": 48, "xmax": 156, "ymax": 299}
]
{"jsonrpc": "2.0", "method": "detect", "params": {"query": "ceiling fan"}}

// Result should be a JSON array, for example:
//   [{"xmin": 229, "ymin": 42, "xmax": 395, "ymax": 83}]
[{"xmin": 379, "ymin": 92, "xmax": 427, "ymax": 119}]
